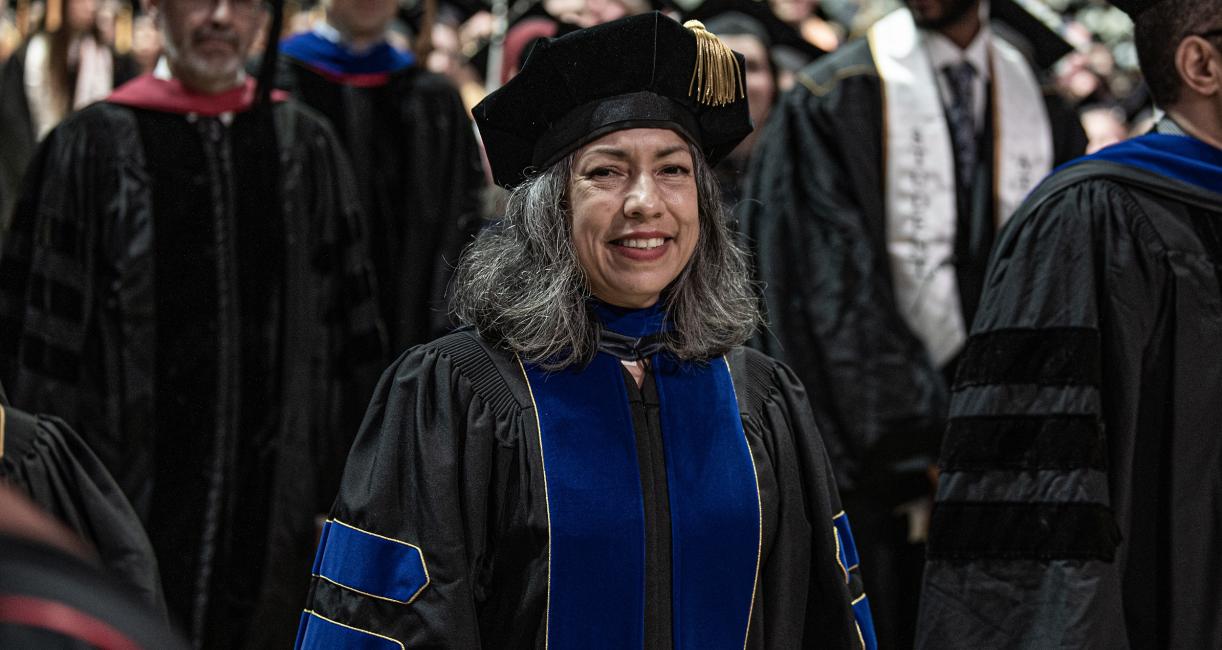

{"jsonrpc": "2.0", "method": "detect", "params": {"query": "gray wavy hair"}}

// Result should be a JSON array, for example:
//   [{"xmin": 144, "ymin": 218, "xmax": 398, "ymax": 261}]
[{"xmin": 450, "ymin": 144, "xmax": 761, "ymax": 369}]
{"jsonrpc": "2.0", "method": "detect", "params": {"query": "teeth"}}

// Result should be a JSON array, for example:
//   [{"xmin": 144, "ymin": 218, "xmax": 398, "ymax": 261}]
[{"xmin": 618, "ymin": 238, "xmax": 665, "ymax": 249}]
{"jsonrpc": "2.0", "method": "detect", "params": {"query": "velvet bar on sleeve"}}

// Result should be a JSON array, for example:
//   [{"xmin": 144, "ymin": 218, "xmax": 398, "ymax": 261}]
[{"xmin": 918, "ymin": 147, "xmax": 1222, "ymax": 648}]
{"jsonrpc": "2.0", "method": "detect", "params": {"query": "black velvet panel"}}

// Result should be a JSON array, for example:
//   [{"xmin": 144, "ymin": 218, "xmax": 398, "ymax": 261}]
[
  {"xmin": 952, "ymin": 327, "xmax": 1101, "ymax": 390},
  {"xmin": 940, "ymin": 414, "xmax": 1106, "ymax": 471},
  {"xmin": 927, "ymin": 502, "xmax": 1121, "ymax": 561}
]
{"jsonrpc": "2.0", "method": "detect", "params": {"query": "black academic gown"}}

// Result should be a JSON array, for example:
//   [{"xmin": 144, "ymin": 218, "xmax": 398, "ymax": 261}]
[
  {"xmin": 918, "ymin": 150, "xmax": 1222, "ymax": 648},
  {"xmin": 0, "ymin": 532, "xmax": 187, "ymax": 649},
  {"xmin": 739, "ymin": 36, "xmax": 1085, "ymax": 646},
  {"xmin": 0, "ymin": 98, "xmax": 386, "ymax": 649},
  {"xmin": 0, "ymin": 383, "xmax": 164, "ymax": 613},
  {"xmin": 277, "ymin": 60, "xmax": 486, "ymax": 355},
  {"xmin": 299, "ymin": 330, "xmax": 871, "ymax": 649}
]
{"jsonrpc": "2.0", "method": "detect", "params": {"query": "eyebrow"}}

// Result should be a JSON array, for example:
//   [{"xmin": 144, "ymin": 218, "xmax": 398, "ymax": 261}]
[{"xmin": 580, "ymin": 144, "xmax": 690, "ymax": 160}]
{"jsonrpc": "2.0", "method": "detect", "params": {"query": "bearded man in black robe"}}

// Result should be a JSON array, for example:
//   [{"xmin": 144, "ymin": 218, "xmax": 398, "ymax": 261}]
[
  {"xmin": 738, "ymin": 0, "xmax": 1085, "ymax": 644},
  {"xmin": 278, "ymin": 0, "xmax": 486, "ymax": 354},
  {"xmin": 0, "ymin": 0, "xmax": 386, "ymax": 645},
  {"xmin": 918, "ymin": 0, "xmax": 1222, "ymax": 646}
]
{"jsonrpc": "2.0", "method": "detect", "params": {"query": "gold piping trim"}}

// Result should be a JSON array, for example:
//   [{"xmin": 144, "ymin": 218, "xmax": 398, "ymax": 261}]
[
  {"xmin": 516, "ymin": 353, "xmax": 551, "ymax": 650},
  {"xmin": 0, "ymin": 404, "xmax": 6, "ymax": 460},
  {"xmin": 314, "ymin": 518, "xmax": 431, "ymax": 605},
  {"xmin": 300, "ymin": 609, "xmax": 405, "ymax": 650},
  {"xmin": 851, "ymin": 593, "xmax": 867, "ymax": 606},
  {"xmin": 795, "ymin": 65, "xmax": 878, "ymax": 98},
  {"xmin": 856, "ymin": 621, "xmax": 867, "ymax": 650},
  {"xmin": 723, "ymin": 355, "xmax": 763, "ymax": 650},
  {"xmin": 833, "ymin": 510, "xmax": 847, "ymax": 520},
  {"xmin": 833, "ymin": 526, "xmax": 849, "ymax": 583}
]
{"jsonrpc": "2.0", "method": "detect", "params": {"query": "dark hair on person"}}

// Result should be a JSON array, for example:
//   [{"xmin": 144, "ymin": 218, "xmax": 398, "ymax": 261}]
[
  {"xmin": 1133, "ymin": 0, "xmax": 1221, "ymax": 108},
  {"xmin": 450, "ymin": 143, "xmax": 761, "ymax": 370}
]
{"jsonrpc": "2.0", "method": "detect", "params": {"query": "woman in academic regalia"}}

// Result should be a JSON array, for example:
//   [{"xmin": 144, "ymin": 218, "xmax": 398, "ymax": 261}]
[{"xmin": 296, "ymin": 13, "xmax": 875, "ymax": 650}]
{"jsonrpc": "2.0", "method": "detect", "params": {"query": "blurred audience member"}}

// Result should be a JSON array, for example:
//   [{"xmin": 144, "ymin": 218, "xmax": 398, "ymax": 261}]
[
  {"xmin": 1081, "ymin": 102, "xmax": 1129, "ymax": 152},
  {"xmin": 0, "ymin": 0, "xmax": 137, "ymax": 230}
]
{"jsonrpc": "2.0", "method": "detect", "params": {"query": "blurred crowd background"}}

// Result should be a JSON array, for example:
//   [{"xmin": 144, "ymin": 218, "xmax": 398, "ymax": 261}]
[{"xmin": 0, "ymin": 0, "xmax": 1152, "ymax": 157}]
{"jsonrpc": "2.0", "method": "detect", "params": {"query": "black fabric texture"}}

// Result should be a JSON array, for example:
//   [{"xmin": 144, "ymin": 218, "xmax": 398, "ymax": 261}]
[
  {"xmin": 277, "ymin": 62, "xmax": 485, "ymax": 354},
  {"xmin": 927, "ymin": 502, "xmax": 1120, "ymax": 560},
  {"xmin": 740, "ymin": 35, "xmax": 1088, "ymax": 650},
  {"xmin": 0, "ymin": 99, "xmax": 386, "ymax": 649},
  {"xmin": 303, "ymin": 331, "xmax": 867, "ymax": 648},
  {"xmin": 940, "ymin": 414, "xmax": 1106, "ymax": 471},
  {"xmin": 918, "ymin": 159, "xmax": 1222, "ymax": 648},
  {"xmin": 953, "ymin": 327, "xmax": 1102, "ymax": 389},
  {"xmin": 0, "ymin": 400, "xmax": 165, "ymax": 614},
  {"xmin": 0, "ymin": 533, "xmax": 187, "ymax": 649},
  {"xmin": 473, "ymin": 12, "xmax": 753, "ymax": 187}
]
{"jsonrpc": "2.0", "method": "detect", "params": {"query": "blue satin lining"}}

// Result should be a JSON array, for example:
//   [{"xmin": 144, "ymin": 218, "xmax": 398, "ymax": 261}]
[
  {"xmin": 654, "ymin": 354, "xmax": 760, "ymax": 648},
  {"xmin": 295, "ymin": 611, "xmax": 402, "ymax": 650},
  {"xmin": 853, "ymin": 595, "xmax": 878, "ymax": 650},
  {"xmin": 280, "ymin": 32, "xmax": 415, "ymax": 76},
  {"xmin": 1058, "ymin": 133, "xmax": 1222, "ymax": 194},
  {"xmin": 524, "ymin": 303, "xmax": 760, "ymax": 648},
  {"xmin": 833, "ymin": 512, "xmax": 861, "ymax": 571},
  {"xmin": 313, "ymin": 519, "xmax": 428, "ymax": 603},
  {"xmin": 526, "ymin": 353, "xmax": 646, "ymax": 648}
]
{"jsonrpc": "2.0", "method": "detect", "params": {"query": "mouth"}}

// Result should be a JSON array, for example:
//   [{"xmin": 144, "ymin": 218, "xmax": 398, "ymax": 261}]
[
  {"xmin": 609, "ymin": 233, "xmax": 673, "ymax": 261},
  {"xmin": 612, "ymin": 237, "xmax": 668, "ymax": 250}
]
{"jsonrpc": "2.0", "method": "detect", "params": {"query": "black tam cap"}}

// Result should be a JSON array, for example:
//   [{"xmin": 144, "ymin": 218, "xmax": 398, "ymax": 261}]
[{"xmin": 473, "ymin": 12, "xmax": 754, "ymax": 189}]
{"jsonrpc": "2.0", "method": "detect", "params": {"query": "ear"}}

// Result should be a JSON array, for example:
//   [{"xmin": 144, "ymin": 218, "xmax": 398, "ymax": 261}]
[{"xmin": 1176, "ymin": 35, "xmax": 1221, "ymax": 97}]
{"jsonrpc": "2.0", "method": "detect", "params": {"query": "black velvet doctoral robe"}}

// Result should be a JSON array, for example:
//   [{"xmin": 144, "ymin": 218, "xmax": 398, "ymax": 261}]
[
  {"xmin": 741, "ymin": 36, "xmax": 1086, "ymax": 499},
  {"xmin": 738, "ymin": 35, "xmax": 1087, "ymax": 646},
  {"xmin": 0, "ymin": 97, "xmax": 386, "ymax": 648},
  {"xmin": 918, "ymin": 145, "xmax": 1222, "ymax": 648},
  {"xmin": 298, "ymin": 330, "xmax": 872, "ymax": 649},
  {"xmin": 0, "ymin": 382, "xmax": 164, "ymax": 615},
  {"xmin": 277, "ymin": 60, "xmax": 486, "ymax": 355}
]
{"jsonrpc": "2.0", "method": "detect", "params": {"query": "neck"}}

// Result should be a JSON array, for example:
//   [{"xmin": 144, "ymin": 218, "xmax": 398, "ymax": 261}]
[
  {"xmin": 1168, "ymin": 103, "xmax": 1222, "ymax": 150},
  {"xmin": 168, "ymin": 61, "xmax": 246, "ymax": 95},
  {"xmin": 936, "ymin": 8, "xmax": 982, "ymax": 49},
  {"xmin": 324, "ymin": 16, "xmax": 386, "ymax": 52}
]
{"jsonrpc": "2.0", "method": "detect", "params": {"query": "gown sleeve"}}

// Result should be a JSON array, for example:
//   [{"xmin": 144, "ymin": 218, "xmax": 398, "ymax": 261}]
[
  {"xmin": 733, "ymin": 348, "xmax": 876, "ymax": 650},
  {"xmin": 740, "ymin": 76, "xmax": 946, "ymax": 501},
  {"xmin": 0, "ymin": 400, "xmax": 165, "ymax": 614},
  {"xmin": 297, "ymin": 335, "xmax": 526, "ymax": 649},
  {"xmin": 917, "ymin": 177, "xmax": 1165, "ymax": 649}
]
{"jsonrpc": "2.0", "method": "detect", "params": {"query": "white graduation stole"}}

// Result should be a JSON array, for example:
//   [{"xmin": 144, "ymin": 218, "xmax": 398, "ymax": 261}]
[{"xmin": 867, "ymin": 8, "xmax": 1052, "ymax": 367}]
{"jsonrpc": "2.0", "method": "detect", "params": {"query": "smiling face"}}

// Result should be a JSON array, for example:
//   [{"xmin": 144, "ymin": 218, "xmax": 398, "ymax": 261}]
[
  {"xmin": 569, "ymin": 128, "xmax": 701, "ymax": 309},
  {"xmin": 153, "ymin": 0, "xmax": 264, "ymax": 94}
]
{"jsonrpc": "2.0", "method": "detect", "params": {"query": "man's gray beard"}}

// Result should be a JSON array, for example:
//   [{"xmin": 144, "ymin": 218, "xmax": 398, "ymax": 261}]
[{"xmin": 156, "ymin": 14, "xmax": 245, "ymax": 91}]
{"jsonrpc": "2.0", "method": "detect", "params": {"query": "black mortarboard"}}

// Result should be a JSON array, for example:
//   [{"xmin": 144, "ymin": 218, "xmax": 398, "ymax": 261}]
[
  {"xmin": 990, "ymin": 0, "xmax": 1075, "ymax": 70},
  {"xmin": 473, "ymin": 12, "xmax": 753, "ymax": 188}
]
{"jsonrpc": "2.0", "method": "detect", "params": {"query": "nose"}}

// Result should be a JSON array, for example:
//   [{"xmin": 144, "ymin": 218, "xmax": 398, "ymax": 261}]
[
  {"xmin": 209, "ymin": 0, "xmax": 234, "ymax": 25},
  {"xmin": 623, "ymin": 172, "xmax": 663, "ymax": 220}
]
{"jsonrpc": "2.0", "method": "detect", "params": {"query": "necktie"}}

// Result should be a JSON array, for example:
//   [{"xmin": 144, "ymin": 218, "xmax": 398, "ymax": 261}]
[{"xmin": 942, "ymin": 61, "xmax": 977, "ymax": 195}]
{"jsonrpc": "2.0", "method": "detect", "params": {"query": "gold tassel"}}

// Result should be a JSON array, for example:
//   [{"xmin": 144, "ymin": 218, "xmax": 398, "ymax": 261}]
[
  {"xmin": 683, "ymin": 19, "xmax": 744, "ymax": 107},
  {"xmin": 114, "ymin": 3, "xmax": 133, "ymax": 54}
]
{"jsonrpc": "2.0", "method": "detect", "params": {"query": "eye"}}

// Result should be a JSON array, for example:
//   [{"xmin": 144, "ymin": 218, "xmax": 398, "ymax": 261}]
[
  {"xmin": 660, "ymin": 164, "xmax": 691, "ymax": 176},
  {"xmin": 586, "ymin": 166, "xmax": 617, "ymax": 178}
]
